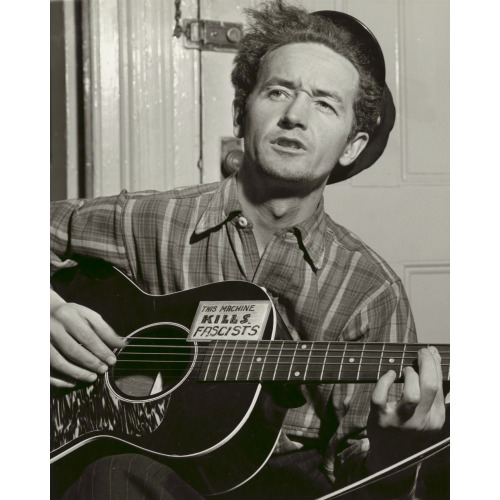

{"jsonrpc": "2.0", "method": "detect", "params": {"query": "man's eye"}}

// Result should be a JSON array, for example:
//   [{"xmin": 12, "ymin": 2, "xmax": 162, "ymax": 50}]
[
  {"xmin": 268, "ymin": 89, "xmax": 289, "ymax": 99},
  {"xmin": 316, "ymin": 100, "xmax": 335, "ymax": 114}
]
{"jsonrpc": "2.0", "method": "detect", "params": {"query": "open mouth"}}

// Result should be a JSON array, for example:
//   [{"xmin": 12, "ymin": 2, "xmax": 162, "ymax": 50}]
[{"xmin": 272, "ymin": 138, "xmax": 306, "ymax": 151}]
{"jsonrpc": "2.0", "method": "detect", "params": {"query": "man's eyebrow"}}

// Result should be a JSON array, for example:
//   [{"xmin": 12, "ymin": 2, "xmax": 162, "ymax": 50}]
[
  {"xmin": 262, "ymin": 77, "xmax": 298, "ymax": 89},
  {"xmin": 262, "ymin": 77, "xmax": 345, "ymax": 107},
  {"xmin": 313, "ymin": 88, "xmax": 344, "ymax": 104}
]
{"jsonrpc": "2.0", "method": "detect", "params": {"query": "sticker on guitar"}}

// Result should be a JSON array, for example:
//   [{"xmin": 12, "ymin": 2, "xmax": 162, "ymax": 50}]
[{"xmin": 188, "ymin": 300, "xmax": 272, "ymax": 341}]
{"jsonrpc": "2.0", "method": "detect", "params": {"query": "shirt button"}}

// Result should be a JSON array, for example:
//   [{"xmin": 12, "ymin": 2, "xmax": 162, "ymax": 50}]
[{"xmin": 237, "ymin": 216, "xmax": 248, "ymax": 228}]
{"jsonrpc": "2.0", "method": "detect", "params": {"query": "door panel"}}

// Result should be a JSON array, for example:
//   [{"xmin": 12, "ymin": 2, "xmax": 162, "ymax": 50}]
[{"xmin": 82, "ymin": 0, "xmax": 202, "ymax": 196}]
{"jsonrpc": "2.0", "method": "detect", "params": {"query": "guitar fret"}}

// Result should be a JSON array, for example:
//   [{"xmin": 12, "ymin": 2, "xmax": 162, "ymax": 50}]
[
  {"xmin": 379, "ymin": 344, "xmax": 407, "ymax": 380},
  {"xmin": 359, "ymin": 342, "xmax": 382, "ymax": 381},
  {"xmin": 248, "ymin": 341, "xmax": 266, "ymax": 381},
  {"xmin": 320, "ymin": 342, "xmax": 328, "ymax": 381},
  {"xmin": 204, "ymin": 342, "xmax": 217, "ymax": 381},
  {"xmin": 260, "ymin": 341, "xmax": 271, "ymax": 380},
  {"xmin": 225, "ymin": 341, "xmax": 238, "ymax": 381},
  {"xmin": 224, "ymin": 341, "xmax": 239, "ymax": 380},
  {"xmin": 338, "ymin": 343, "xmax": 347, "ymax": 380},
  {"xmin": 287, "ymin": 342, "xmax": 299, "ymax": 381},
  {"xmin": 302, "ymin": 342, "xmax": 326, "ymax": 381},
  {"xmin": 340, "ymin": 343, "xmax": 365, "ymax": 381},
  {"xmin": 246, "ymin": 342, "xmax": 258, "ymax": 381},
  {"xmin": 292, "ymin": 343, "xmax": 309, "ymax": 381},
  {"xmin": 400, "ymin": 344, "xmax": 407, "ymax": 379},
  {"xmin": 214, "ymin": 341, "xmax": 228, "ymax": 381},
  {"xmin": 377, "ymin": 343, "xmax": 384, "ymax": 380},
  {"xmin": 272, "ymin": 341, "xmax": 284, "ymax": 381},
  {"xmin": 235, "ymin": 341, "xmax": 248, "ymax": 381},
  {"xmin": 303, "ymin": 343, "xmax": 313, "ymax": 381},
  {"xmin": 356, "ymin": 343, "xmax": 366, "ymax": 381}
]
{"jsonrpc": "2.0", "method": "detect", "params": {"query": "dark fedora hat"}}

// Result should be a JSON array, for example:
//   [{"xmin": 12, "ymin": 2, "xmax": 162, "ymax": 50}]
[{"xmin": 311, "ymin": 11, "xmax": 396, "ymax": 185}]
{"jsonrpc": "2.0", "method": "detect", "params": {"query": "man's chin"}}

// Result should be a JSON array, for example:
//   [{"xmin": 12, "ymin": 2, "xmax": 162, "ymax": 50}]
[
  {"xmin": 257, "ymin": 165, "xmax": 328, "ymax": 193},
  {"xmin": 259, "ymin": 162, "xmax": 306, "ymax": 181}
]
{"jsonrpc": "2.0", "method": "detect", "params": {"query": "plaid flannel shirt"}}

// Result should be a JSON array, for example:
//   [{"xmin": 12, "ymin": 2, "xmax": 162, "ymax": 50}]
[{"xmin": 50, "ymin": 174, "xmax": 417, "ymax": 487}]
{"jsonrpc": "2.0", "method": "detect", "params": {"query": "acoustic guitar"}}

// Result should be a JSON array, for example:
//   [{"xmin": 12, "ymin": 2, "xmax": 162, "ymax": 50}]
[{"xmin": 50, "ymin": 259, "xmax": 450, "ymax": 497}]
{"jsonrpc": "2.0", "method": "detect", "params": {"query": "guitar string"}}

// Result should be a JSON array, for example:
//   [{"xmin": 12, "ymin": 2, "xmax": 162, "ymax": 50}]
[
  {"xmin": 109, "ymin": 368, "xmax": 450, "ymax": 377},
  {"xmin": 113, "ymin": 353, "xmax": 450, "ymax": 361},
  {"xmin": 111, "ymin": 354, "xmax": 450, "ymax": 361},
  {"xmin": 111, "ymin": 349, "xmax": 449, "ymax": 376},
  {"xmin": 109, "ymin": 376, "xmax": 450, "ymax": 382},
  {"xmin": 118, "ymin": 347, "xmax": 450, "ymax": 356},
  {"xmin": 113, "ymin": 351, "xmax": 451, "ymax": 362},
  {"xmin": 118, "ymin": 342, "xmax": 450, "ymax": 354},
  {"xmin": 109, "ymin": 340, "xmax": 450, "ymax": 377},
  {"xmin": 110, "ymin": 361, "xmax": 450, "ymax": 375},
  {"xmin": 109, "ymin": 365, "xmax": 450, "ymax": 373},
  {"xmin": 113, "ymin": 345, "xmax": 449, "ymax": 360},
  {"xmin": 123, "ymin": 336, "xmax": 448, "ymax": 342},
  {"xmin": 109, "ymin": 368, "xmax": 450, "ymax": 376},
  {"xmin": 117, "ymin": 343, "xmax": 451, "ymax": 352},
  {"xmin": 111, "ymin": 346, "xmax": 451, "ymax": 358},
  {"xmin": 109, "ymin": 347, "xmax": 451, "ymax": 371},
  {"xmin": 108, "ymin": 359, "xmax": 450, "ymax": 367},
  {"xmin": 123, "ymin": 337, "xmax": 450, "ymax": 347},
  {"xmin": 116, "ymin": 344, "xmax": 451, "ymax": 353}
]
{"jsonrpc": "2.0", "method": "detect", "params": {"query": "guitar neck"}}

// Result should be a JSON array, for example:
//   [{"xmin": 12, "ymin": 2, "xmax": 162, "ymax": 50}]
[{"xmin": 200, "ymin": 340, "xmax": 450, "ymax": 383}]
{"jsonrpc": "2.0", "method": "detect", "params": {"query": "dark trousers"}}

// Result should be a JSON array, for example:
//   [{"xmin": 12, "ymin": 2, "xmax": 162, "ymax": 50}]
[{"xmin": 58, "ymin": 449, "xmax": 333, "ymax": 500}]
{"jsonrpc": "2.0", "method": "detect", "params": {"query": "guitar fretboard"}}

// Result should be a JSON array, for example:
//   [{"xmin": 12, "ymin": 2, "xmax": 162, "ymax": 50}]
[{"xmin": 199, "ymin": 340, "xmax": 450, "ymax": 383}]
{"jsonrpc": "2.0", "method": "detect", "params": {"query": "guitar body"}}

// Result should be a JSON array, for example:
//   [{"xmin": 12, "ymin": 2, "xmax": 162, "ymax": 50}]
[
  {"xmin": 51, "ymin": 260, "xmax": 287, "ymax": 497},
  {"xmin": 51, "ymin": 260, "xmax": 451, "ymax": 499}
]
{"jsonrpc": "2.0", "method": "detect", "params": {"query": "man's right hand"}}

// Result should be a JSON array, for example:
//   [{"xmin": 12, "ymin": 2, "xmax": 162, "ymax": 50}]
[{"xmin": 50, "ymin": 289, "xmax": 127, "ymax": 387}]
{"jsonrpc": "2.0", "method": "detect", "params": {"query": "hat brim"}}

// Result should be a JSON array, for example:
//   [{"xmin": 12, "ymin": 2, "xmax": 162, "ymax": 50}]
[
  {"xmin": 311, "ymin": 10, "xmax": 396, "ymax": 185},
  {"xmin": 327, "ymin": 84, "xmax": 396, "ymax": 184}
]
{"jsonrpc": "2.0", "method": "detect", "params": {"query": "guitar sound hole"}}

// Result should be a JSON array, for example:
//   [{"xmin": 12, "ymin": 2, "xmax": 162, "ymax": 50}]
[{"xmin": 109, "ymin": 323, "xmax": 194, "ymax": 400}]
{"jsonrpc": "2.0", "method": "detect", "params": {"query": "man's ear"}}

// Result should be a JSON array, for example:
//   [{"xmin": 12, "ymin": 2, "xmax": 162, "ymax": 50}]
[
  {"xmin": 232, "ymin": 100, "xmax": 245, "ymax": 138},
  {"xmin": 339, "ymin": 132, "xmax": 369, "ymax": 166}
]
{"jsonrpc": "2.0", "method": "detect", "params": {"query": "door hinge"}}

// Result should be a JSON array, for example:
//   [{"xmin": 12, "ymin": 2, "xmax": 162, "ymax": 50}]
[{"xmin": 183, "ymin": 19, "xmax": 243, "ymax": 52}]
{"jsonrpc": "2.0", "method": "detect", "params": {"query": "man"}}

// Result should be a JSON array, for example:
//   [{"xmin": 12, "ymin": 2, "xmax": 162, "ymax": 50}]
[{"xmin": 50, "ymin": 1, "xmax": 446, "ymax": 498}]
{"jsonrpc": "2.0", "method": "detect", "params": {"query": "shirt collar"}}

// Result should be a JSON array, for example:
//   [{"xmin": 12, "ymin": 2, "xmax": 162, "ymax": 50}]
[
  {"xmin": 292, "ymin": 197, "xmax": 327, "ymax": 270},
  {"xmin": 194, "ymin": 175, "xmax": 241, "ymax": 235},
  {"xmin": 194, "ymin": 173, "xmax": 327, "ymax": 270}
]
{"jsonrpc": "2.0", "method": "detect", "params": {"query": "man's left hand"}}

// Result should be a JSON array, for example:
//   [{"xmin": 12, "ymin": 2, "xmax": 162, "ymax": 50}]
[{"xmin": 366, "ymin": 346, "xmax": 446, "ymax": 474}]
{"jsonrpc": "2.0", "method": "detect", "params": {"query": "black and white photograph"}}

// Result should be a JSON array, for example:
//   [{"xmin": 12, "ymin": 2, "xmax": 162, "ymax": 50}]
[{"xmin": 46, "ymin": 0, "xmax": 457, "ymax": 498}]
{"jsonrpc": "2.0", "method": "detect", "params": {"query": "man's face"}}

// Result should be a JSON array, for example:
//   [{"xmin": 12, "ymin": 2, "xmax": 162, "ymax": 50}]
[{"xmin": 234, "ymin": 42, "xmax": 368, "ymax": 188}]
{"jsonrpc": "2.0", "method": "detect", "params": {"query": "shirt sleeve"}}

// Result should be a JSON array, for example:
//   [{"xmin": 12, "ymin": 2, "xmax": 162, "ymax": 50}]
[
  {"xmin": 323, "ymin": 280, "xmax": 418, "ymax": 498},
  {"xmin": 50, "ymin": 192, "xmax": 132, "ymax": 277}
]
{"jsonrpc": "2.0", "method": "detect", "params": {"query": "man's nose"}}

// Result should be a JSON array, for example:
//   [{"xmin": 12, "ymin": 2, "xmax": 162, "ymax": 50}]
[{"xmin": 279, "ymin": 93, "xmax": 309, "ymax": 130}]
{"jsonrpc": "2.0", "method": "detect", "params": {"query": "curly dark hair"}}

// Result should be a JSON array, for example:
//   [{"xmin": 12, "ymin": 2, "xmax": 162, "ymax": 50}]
[{"xmin": 231, "ymin": 0, "xmax": 384, "ymax": 138}]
